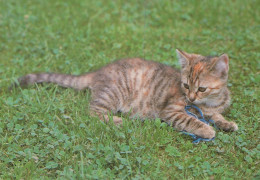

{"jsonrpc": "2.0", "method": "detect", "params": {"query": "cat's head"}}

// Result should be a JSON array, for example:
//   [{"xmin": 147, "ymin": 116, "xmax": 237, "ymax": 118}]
[{"xmin": 176, "ymin": 49, "xmax": 229, "ymax": 105}]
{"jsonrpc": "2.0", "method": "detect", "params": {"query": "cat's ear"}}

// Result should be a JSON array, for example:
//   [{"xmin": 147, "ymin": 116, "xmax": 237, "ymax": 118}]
[
  {"xmin": 211, "ymin": 54, "xmax": 229, "ymax": 78},
  {"xmin": 176, "ymin": 49, "xmax": 190, "ymax": 68}
]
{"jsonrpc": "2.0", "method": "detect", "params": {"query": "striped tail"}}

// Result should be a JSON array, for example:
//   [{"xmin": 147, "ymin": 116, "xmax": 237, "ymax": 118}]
[{"xmin": 12, "ymin": 73, "xmax": 93, "ymax": 90}]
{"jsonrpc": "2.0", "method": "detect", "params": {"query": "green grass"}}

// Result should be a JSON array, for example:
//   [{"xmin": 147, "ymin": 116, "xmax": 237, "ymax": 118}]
[{"xmin": 0, "ymin": 0, "xmax": 259, "ymax": 179}]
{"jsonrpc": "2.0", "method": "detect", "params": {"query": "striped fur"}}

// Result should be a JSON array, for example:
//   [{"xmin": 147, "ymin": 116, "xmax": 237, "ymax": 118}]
[{"xmin": 12, "ymin": 50, "xmax": 238, "ymax": 139}]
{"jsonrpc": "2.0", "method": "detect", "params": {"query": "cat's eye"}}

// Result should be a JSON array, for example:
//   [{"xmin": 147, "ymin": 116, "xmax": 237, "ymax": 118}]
[
  {"xmin": 183, "ymin": 83, "xmax": 189, "ymax": 89},
  {"xmin": 198, "ymin": 87, "xmax": 207, "ymax": 92}
]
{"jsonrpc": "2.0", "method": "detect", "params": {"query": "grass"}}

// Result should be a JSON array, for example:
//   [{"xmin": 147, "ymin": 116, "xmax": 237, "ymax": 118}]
[{"xmin": 0, "ymin": 0, "xmax": 259, "ymax": 179}]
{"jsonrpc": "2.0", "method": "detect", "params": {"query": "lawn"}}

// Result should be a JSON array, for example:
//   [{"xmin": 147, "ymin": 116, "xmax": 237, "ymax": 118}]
[{"xmin": 0, "ymin": 0, "xmax": 259, "ymax": 179}]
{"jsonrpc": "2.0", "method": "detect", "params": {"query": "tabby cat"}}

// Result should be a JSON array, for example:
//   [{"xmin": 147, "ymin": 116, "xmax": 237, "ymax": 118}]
[{"xmin": 13, "ymin": 49, "xmax": 238, "ymax": 139}]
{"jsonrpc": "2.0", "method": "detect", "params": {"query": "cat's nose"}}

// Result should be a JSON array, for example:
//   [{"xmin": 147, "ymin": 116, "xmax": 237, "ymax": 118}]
[
  {"xmin": 188, "ymin": 93, "xmax": 196, "ymax": 102},
  {"xmin": 189, "ymin": 97, "xmax": 196, "ymax": 102}
]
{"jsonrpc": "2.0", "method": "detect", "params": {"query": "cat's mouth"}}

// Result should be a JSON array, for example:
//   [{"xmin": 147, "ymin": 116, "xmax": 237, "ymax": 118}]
[{"xmin": 186, "ymin": 97, "xmax": 204, "ymax": 105}]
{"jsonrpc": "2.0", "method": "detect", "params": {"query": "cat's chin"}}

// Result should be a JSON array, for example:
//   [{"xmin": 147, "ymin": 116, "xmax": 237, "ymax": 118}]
[
  {"xmin": 186, "ymin": 98, "xmax": 205, "ymax": 105},
  {"xmin": 192, "ymin": 98, "xmax": 210, "ymax": 105},
  {"xmin": 192, "ymin": 100, "xmax": 203, "ymax": 105}
]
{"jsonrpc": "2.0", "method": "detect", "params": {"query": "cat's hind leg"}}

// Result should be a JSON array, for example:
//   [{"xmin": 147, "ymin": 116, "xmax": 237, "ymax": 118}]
[{"xmin": 89, "ymin": 91, "xmax": 123, "ymax": 125}]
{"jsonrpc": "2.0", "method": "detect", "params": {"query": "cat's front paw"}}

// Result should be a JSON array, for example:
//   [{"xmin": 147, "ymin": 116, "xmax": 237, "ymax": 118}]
[
  {"xmin": 229, "ymin": 121, "xmax": 238, "ymax": 131},
  {"xmin": 195, "ymin": 125, "xmax": 216, "ymax": 139},
  {"xmin": 216, "ymin": 121, "xmax": 238, "ymax": 132}
]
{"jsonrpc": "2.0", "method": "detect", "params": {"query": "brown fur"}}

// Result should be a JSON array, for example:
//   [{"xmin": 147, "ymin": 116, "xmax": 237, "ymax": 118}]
[{"xmin": 12, "ymin": 50, "xmax": 238, "ymax": 139}]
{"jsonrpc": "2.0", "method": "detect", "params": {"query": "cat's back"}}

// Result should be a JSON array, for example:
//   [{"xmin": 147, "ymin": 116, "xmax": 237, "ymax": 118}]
[
  {"xmin": 100, "ymin": 58, "xmax": 180, "ymax": 78},
  {"xmin": 92, "ymin": 58, "xmax": 181, "ymax": 88}
]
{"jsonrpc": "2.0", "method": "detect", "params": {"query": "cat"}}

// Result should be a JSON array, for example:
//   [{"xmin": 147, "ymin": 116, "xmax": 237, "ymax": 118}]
[{"xmin": 12, "ymin": 49, "xmax": 238, "ymax": 139}]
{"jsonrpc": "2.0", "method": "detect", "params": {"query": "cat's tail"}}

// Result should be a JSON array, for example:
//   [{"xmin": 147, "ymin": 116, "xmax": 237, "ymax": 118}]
[{"xmin": 10, "ymin": 72, "xmax": 94, "ymax": 90}]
